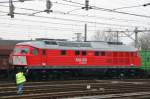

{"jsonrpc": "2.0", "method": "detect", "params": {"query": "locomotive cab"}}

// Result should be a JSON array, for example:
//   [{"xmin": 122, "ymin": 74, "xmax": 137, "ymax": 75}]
[
  {"xmin": 11, "ymin": 45, "xmax": 29, "ymax": 66},
  {"xmin": 10, "ymin": 43, "xmax": 47, "ymax": 68}
]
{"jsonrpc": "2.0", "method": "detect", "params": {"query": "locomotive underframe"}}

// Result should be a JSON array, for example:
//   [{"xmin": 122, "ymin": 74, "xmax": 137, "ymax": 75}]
[{"xmin": 15, "ymin": 65, "xmax": 145, "ymax": 80}]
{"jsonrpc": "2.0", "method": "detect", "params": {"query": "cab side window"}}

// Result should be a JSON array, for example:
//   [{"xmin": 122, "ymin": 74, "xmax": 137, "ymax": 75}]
[
  {"xmin": 61, "ymin": 50, "xmax": 66, "ymax": 55},
  {"xmin": 31, "ymin": 49, "xmax": 38, "ymax": 55},
  {"xmin": 75, "ymin": 50, "xmax": 80, "ymax": 55},
  {"xmin": 14, "ymin": 48, "xmax": 20, "ymax": 54},
  {"xmin": 21, "ymin": 48, "xmax": 28, "ymax": 54},
  {"xmin": 82, "ymin": 51, "xmax": 86, "ymax": 56},
  {"xmin": 95, "ymin": 51, "xmax": 99, "ymax": 56},
  {"xmin": 101, "ymin": 52, "xmax": 106, "ymax": 56}
]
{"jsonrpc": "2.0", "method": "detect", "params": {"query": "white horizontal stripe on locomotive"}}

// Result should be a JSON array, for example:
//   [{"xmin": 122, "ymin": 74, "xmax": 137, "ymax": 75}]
[{"xmin": 12, "ymin": 56, "xmax": 27, "ymax": 65}]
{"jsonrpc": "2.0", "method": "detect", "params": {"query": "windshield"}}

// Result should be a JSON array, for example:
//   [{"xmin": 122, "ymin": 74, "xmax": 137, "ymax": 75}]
[
  {"xmin": 21, "ymin": 48, "xmax": 29, "ymax": 54},
  {"xmin": 13, "ymin": 47, "xmax": 20, "ymax": 54}
]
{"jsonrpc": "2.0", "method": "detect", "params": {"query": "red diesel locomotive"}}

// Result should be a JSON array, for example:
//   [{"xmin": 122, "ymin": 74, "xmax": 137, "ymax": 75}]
[{"xmin": 10, "ymin": 39, "xmax": 141, "ymax": 79}]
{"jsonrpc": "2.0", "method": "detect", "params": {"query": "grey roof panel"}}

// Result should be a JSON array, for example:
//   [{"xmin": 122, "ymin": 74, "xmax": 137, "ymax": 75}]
[
  {"xmin": 58, "ymin": 42, "xmax": 91, "ymax": 47},
  {"xmin": 17, "ymin": 41, "xmax": 137, "ymax": 52}
]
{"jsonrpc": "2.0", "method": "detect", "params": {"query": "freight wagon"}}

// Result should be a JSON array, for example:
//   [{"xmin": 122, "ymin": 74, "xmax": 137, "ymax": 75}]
[
  {"xmin": 0, "ymin": 40, "xmax": 27, "ymax": 79},
  {"xmin": 140, "ymin": 51, "xmax": 150, "ymax": 77}
]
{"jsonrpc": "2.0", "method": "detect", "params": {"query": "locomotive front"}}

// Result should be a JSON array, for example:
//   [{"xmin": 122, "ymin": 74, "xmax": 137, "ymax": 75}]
[
  {"xmin": 10, "ymin": 44, "xmax": 29, "ymax": 69},
  {"xmin": 9, "ymin": 41, "xmax": 44, "ymax": 71}
]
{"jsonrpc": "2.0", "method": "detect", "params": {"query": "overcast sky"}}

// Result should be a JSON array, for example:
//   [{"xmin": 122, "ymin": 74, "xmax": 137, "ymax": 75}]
[{"xmin": 0, "ymin": 0, "xmax": 150, "ymax": 44}]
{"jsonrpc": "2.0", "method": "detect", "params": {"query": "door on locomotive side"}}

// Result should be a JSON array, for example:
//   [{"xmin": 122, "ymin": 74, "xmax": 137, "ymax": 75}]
[
  {"xmin": 41, "ymin": 49, "xmax": 47, "ymax": 66},
  {"xmin": 29, "ymin": 47, "xmax": 41, "ymax": 66}
]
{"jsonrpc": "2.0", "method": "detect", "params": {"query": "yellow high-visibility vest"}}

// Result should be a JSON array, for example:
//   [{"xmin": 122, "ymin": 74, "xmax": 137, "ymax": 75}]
[{"xmin": 16, "ymin": 72, "xmax": 26, "ymax": 85}]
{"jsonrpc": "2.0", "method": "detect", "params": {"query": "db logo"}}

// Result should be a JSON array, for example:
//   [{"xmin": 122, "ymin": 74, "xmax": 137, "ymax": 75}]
[{"xmin": 75, "ymin": 58, "xmax": 87, "ymax": 64}]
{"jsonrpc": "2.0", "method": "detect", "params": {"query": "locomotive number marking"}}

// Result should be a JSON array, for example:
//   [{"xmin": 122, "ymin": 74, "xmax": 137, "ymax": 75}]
[{"xmin": 75, "ymin": 58, "xmax": 87, "ymax": 64}]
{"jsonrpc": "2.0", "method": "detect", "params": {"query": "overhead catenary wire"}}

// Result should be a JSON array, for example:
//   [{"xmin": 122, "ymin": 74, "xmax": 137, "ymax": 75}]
[
  {"xmin": 1, "ymin": 0, "xmax": 150, "ymax": 20},
  {"xmin": 0, "ymin": 4, "xmax": 149, "ymax": 28},
  {"xmin": 0, "ymin": 14, "xmax": 6, "ymax": 16},
  {"xmin": 0, "ymin": 16, "xmax": 84, "ymax": 27},
  {"xmin": 0, "ymin": 10, "xmax": 8, "ymax": 13},
  {"xmin": 93, "ymin": 6, "xmax": 150, "ymax": 18},
  {"xmin": 0, "ymin": 22, "xmax": 82, "ymax": 31},
  {"xmin": 11, "ymin": 1, "xmax": 150, "ymax": 24},
  {"xmin": 61, "ymin": 0, "xmax": 150, "ymax": 19},
  {"xmin": 0, "ymin": 0, "xmax": 82, "ymax": 8},
  {"xmin": 0, "ymin": 4, "xmax": 41, "ymax": 12},
  {"xmin": 0, "ymin": 0, "xmax": 149, "ymax": 42},
  {"xmin": 52, "ymin": 1, "xmax": 82, "ymax": 8},
  {"xmin": 1, "ymin": 1, "xmax": 150, "ymax": 25},
  {"xmin": 0, "ymin": 21, "xmax": 100, "ymax": 32},
  {"xmin": 0, "ymin": 8, "xmax": 142, "ymax": 30},
  {"xmin": 66, "ymin": 8, "xmax": 82, "ymax": 13},
  {"xmin": 1, "ymin": 8, "xmax": 150, "ymax": 27},
  {"xmin": 0, "ymin": 1, "xmax": 149, "ymax": 30},
  {"xmin": 0, "ymin": 4, "xmax": 146, "ymax": 28},
  {"xmin": 13, "ymin": 12, "xmax": 147, "ymax": 28},
  {"xmin": 0, "ymin": 16, "xmax": 131, "ymax": 30},
  {"xmin": 0, "ymin": 0, "xmax": 35, "ymax": 3},
  {"xmin": 113, "ymin": 4, "xmax": 145, "ymax": 10},
  {"xmin": 1, "ymin": 21, "xmax": 140, "ymax": 37},
  {"xmin": 0, "ymin": 10, "xmax": 147, "ymax": 29},
  {"xmin": 61, "ymin": 0, "xmax": 83, "ymax": 6}
]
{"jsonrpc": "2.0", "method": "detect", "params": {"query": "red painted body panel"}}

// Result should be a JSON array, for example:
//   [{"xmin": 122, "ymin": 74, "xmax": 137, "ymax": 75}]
[{"xmin": 11, "ymin": 45, "xmax": 141, "ymax": 68}]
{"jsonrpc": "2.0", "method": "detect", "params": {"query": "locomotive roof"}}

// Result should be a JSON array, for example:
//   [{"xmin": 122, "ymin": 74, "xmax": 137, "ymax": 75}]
[{"xmin": 16, "ymin": 40, "xmax": 137, "ymax": 52}]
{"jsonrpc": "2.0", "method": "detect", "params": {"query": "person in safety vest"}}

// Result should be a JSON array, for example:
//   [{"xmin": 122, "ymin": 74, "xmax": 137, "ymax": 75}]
[{"xmin": 16, "ymin": 70, "xmax": 26, "ymax": 95}]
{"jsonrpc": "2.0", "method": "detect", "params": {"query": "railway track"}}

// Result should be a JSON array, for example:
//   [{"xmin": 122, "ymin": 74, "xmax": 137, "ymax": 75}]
[
  {"xmin": 0, "ymin": 79, "xmax": 150, "ymax": 99},
  {"xmin": 70, "ymin": 92, "xmax": 150, "ymax": 99}
]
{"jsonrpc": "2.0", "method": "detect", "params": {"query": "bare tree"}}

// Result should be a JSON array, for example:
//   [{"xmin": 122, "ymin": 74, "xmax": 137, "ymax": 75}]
[
  {"xmin": 138, "ymin": 33, "xmax": 150, "ymax": 50},
  {"xmin": 92, "ymin": 29, "xmax": 119, "ymax": 42}
]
